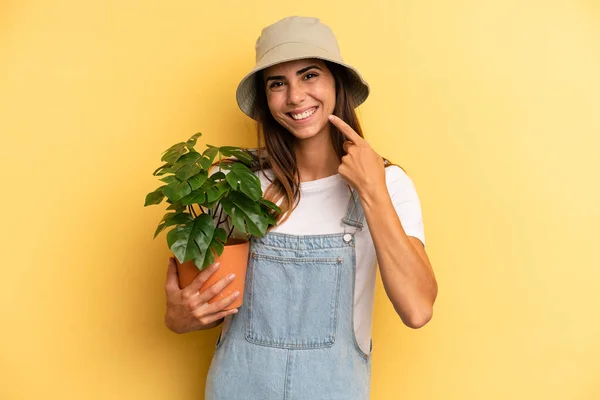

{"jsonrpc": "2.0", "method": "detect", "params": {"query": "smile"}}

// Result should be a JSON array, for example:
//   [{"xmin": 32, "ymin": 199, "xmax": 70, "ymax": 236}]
[{"xmin": 288, "ymin": 106, "xmax": 318, "ymax": 121}]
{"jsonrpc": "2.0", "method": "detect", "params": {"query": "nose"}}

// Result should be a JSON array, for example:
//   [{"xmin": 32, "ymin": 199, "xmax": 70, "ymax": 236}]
[{"xmin": 286, "ymin": 81, "xmax": 306, "ymax": 105}]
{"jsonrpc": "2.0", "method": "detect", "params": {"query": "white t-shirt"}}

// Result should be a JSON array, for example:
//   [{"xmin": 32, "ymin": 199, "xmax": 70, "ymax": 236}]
[{"xmin": 250, "ymin": 165, "xmax": 426, "ymax": 354}]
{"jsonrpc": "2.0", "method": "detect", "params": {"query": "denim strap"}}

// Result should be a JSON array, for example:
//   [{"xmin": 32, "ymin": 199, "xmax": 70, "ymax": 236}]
[{"xmin": 341, "ymin": 188, "xmax": 364, "ymax": 232}]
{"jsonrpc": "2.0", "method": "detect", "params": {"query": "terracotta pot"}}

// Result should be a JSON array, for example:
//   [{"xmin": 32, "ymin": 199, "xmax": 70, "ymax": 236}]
[{"xmin": 173, "ymin": 238, "xmax": 250, "ymax": 310}]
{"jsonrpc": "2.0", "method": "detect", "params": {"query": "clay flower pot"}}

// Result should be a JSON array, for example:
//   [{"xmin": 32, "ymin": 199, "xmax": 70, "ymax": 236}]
[{"xmin": 173, "ymin": 238, "xmax": 250, "ymax": 310}]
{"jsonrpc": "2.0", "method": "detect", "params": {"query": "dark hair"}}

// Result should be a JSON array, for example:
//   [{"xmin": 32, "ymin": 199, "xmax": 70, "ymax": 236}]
[{"xmin": 250, "ymin": 60, "xmax": 398, "ymax": 226}]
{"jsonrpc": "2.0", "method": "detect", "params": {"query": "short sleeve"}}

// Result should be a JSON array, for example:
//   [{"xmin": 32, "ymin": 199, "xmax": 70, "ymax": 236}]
[{"xmin": 385, "ymin": 165, "xmax": 426, "ymax": 247}]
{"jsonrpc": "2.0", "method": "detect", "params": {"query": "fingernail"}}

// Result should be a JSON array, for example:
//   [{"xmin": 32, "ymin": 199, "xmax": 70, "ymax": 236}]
[
  {"xmin": 213, "ymin": 262, "xmax": 220, "ymax": 269},
  {"xmin": 328, "ymin": 114, "xmax": 334, "ymax": 121},
  {"xmin": 229, "ymin": 273, "xmax": 236, "ymax": 280},
  {"xmin": 233, "ymin": 291, "xmax": 240, "ymax": 297},
  {"xmin": 231, "ymin": 309, "xmax": 238, "ymax": 314}
]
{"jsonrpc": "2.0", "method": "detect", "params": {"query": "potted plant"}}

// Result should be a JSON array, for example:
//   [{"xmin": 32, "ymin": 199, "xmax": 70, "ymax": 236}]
[{"xmin": 144, "ymin": 132, "xmax": 280, "ymax": 310}]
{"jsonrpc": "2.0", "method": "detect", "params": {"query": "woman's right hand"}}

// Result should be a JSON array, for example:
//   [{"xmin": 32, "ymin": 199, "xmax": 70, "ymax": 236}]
[{"xmin": 164, "ymin": 257, "xmax": 240, "ymax": 334}]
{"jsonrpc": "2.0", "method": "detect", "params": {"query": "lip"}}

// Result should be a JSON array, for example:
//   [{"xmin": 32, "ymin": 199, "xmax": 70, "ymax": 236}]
[{"xmin": 287, "ymin": 106, "xmax": 318, "ymax": 123}]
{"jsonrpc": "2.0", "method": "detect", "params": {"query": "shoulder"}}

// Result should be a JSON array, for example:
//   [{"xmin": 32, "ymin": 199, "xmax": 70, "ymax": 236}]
[{"xmin": 384, "ymin": 165, "xmax": 418, "ymax": 195}]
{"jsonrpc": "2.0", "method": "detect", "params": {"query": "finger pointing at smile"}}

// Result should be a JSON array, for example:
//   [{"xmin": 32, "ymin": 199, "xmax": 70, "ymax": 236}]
[{"xmin": 328, "ymin": 114, "xmax": 366, "ymax": 145}]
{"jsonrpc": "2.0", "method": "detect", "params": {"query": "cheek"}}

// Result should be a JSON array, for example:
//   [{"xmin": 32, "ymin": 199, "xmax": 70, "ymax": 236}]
[
  {"xmin": 318, "ymin": 91, "xmax": 336, "ymax": 115},
  {"xmin": 266, "ymin": 93, "xmax": 285, "ymax": 116},
  {"xmin": 316, "ymin": 81, "xmax": 336, "ymax": 111}
]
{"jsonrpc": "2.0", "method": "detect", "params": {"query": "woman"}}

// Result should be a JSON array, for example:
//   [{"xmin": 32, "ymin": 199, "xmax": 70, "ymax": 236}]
[{"xmin": 164, "ymin": 16, "xmax": 437, "ymax": 399}]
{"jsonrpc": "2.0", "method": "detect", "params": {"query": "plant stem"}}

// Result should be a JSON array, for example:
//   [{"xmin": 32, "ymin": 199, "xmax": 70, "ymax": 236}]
[
  {"xmin": 227, "ymin": 223, "xmax": 235, "ymax": 240},
  {"xmin": 215, "ymin": 202, "xmax": 224, "ymax": 227}
]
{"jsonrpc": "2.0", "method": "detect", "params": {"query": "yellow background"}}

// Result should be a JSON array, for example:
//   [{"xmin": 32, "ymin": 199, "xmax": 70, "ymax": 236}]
[{"xmin": 1, "ymin": 0, "xmax": 599, "ymax": 399}]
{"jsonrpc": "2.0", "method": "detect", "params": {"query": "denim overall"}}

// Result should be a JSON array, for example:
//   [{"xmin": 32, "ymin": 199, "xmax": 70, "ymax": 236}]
[{"xmin": 205, "ymin": 190, "xmax": 372, "ymax": 400}]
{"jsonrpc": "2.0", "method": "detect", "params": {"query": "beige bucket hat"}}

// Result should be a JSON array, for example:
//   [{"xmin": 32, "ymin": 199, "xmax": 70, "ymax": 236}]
[{"xmin": 235, "ymin": 16, "xmax": 370, "ymax": 119}]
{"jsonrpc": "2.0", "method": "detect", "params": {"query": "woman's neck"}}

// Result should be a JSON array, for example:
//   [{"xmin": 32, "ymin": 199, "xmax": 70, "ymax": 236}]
[{"xmin": 293, "ymin": 132, "xmax": 340, "ymax": 182}]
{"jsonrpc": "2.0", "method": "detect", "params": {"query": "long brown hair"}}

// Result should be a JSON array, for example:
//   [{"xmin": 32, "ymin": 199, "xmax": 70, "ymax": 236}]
[{"xmin": 249, "ymin": 60, "xmax": 398, "ymax": 226}]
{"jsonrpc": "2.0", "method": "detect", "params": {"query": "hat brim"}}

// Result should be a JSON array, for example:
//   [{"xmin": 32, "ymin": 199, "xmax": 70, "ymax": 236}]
[{"xmin": 236, "ymin": 42, "xmax": 370, "ymax": 119}]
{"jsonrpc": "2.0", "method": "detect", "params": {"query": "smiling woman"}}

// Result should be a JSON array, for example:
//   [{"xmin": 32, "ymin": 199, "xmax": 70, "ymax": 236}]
[{"xmin": 162, "ymin": 15, "xmax": 437, "ymax": 400}]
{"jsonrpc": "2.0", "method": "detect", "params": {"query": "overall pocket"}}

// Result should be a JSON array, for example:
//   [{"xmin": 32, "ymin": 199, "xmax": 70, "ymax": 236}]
[{"xmin": 245, "ymin": 252, "xmax": 342, "ymax": 349}]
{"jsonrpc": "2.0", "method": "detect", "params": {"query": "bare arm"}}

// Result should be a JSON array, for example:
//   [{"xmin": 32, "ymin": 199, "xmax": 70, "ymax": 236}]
[{"xmin": 360, "ymin": 188, "xmax": 437, "ymax": 328}]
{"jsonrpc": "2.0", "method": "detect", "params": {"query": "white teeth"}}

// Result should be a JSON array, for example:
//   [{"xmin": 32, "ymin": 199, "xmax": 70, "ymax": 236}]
[{"xmin": 291, "ymin": 107, "xmax": 317, "ymax": 120}]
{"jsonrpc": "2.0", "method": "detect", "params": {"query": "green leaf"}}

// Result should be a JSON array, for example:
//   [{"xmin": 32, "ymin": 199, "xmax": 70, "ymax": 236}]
[
  {"xmin": 219, "ymin": 146, "xmax": 254, "ymax": 165},
  {"xmin": 174, "ymin": 151, "xmax": 203, "ymax": 181},
  {"xmin": 153, "ymin": 163, "xmax": 172, "ymax": 176},
  {"xmin": 200, "ymin": 146, "xmax": 219, "ymax": 170},
  {"xmin": 180, "ymin": 189, "xmax": 207, "ymax": 206},
  {"xmin": 163, "ymin": 178, "xmax": 192, "ymax": 202},
  {"xmin": 167, "ymin": 213, "xmax": 216, "ymax": 270},
  {"xmin": 161, "ymin": 142, "xmax": 187, "ymax": 163},
  {"xmin": 213, "ymin": 227, "xmax": 227, "ymax": 243},
  {"xmin": 264, "ymin": 212, "xmax": 277, "ymax": 226},
  {"xmin": 144, "ymin": 185, "xmax": 166, "ymax": 206},
  {"xmin": 225, "ymin": 163, "xmax": 262, "ymax": 201},
  {"xmin": 166, "ymin": 200, "xmax": 185, "ymax": 211},
  {"xmin": 180, "ymin": 179, "xmax": 228, "ymax": 206},
  {"xmin": 188, "ymin": 171, "xmax": 209, "ymax": 190},
  {"xmin": 201, "ymin": 227, "xmax": 227, "ymax": 268},
  {"xmin": 207, "ymin": 181, "xmax": 230, "ymax": 203},
  {"xmin": 159, "ymin": 175, "xmax": 179, "ymax": 184},
  {"xmin": 259, "ymin": 198, "xmax": 281, "ymax": 214},
  {"xmin": 186, "ymin": 133, "xmax": 202, "ymax": 151},
  {"xmin": 158, "ymin": 167, "xmax": 179, "ymax": 175},
  {"xmin": 175, "ymin": 163, "xmax": 201, "ymax": 181},
  {"xmin": 221, "ymin": 192, "xmax": 267, "ymax": 237},
  {"xmin": 209, "ymin": 171, "xmax": 227, "ymax": 181},
  {"xmin": 154, "ymin": 212, "xmax": 193, "ymax": 238}
]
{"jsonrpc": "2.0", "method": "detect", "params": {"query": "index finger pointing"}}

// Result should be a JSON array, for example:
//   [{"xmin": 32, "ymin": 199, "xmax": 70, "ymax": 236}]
[{"xmin": 328, "ymin": 115, "xmax": 365, "ymax": 144}]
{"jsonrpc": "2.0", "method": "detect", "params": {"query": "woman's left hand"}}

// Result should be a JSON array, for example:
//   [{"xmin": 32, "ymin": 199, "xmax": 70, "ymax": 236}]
[{"xmin": 328, "ymin": 114, "xmax": 386, "ymax": 198}]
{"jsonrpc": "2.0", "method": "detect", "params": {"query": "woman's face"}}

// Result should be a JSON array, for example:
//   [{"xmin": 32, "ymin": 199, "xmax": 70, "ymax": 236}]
[{"xmin": 262, "ymin": 58, "xmax": 336, "ymax": 141}]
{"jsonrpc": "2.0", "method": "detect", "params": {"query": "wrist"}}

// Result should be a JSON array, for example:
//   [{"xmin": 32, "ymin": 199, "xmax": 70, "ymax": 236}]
[{"xmin": 358, "ymin": 184, "xmax": 389, "ymax": 208}]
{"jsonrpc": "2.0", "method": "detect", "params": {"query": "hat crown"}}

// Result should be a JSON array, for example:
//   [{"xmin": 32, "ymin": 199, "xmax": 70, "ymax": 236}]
[{"xmin": 255, "ymin": 16, "xmax": 341, "ymax": 63}]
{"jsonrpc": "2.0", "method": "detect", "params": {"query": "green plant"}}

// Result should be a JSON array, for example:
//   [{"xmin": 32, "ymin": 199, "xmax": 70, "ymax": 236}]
[{"xmin": 144, "ymin": 133, "xmax": 280, "ymax": 270}]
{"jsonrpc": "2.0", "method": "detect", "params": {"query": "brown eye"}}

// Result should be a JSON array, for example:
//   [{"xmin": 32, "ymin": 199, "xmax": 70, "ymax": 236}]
[{"xmin": 304, "ymin": 73, "xmax": 318, "ymax": 80}]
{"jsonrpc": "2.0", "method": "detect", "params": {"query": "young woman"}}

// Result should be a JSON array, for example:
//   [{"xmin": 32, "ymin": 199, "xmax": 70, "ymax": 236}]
[{"xmin": 164, "ymin": 16, "xmax": 437, "ymax": 399}]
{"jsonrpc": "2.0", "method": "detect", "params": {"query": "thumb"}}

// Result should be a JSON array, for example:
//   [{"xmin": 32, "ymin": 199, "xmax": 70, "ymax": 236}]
[{"xmin": 165, "ymin": 257, "xmax": 181, "ymax": 292}]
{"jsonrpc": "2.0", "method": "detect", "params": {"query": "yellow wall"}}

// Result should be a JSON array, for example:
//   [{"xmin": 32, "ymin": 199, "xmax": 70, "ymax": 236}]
[{"xmin": 1, "ymin": 1, "xmax": 599, "ymax": 399}]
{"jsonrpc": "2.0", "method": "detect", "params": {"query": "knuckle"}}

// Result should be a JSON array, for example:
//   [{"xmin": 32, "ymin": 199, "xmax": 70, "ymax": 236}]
[
  {"xmin": 194, "ymin": 274, "xmax": 208, "ymax": 286},
  {"xmin": 186, "ymin": 301, "xmax": 196, "ymax": 312},
  {"xmin": 221, "ymin": 276, "xmax": 235, "ymax": 287},
  {"xmin": 206, "ymin": 283, "xmax": 221, "ymax": 296},
  {"xmin": 193, "ymin": 308, "xmax": 204, "ymax": 319},
  {"xmin": 181, "ymin": 291, "xmax": 191, "ymax": 301},
  {"xmin": 214, "ymin": 280, "xmax": 230, "ymax": 293}
]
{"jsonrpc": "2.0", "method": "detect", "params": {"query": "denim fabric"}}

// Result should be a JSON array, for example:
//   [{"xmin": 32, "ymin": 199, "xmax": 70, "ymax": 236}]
[{"xmin": 205, "ymin": 189, "xmax": 372, "ymax": 400}]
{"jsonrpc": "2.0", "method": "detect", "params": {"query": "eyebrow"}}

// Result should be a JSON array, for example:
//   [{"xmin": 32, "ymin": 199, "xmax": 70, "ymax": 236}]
[{"xmin": 264, "ymin": 65, "xmax": 323, "ymax": 84}]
